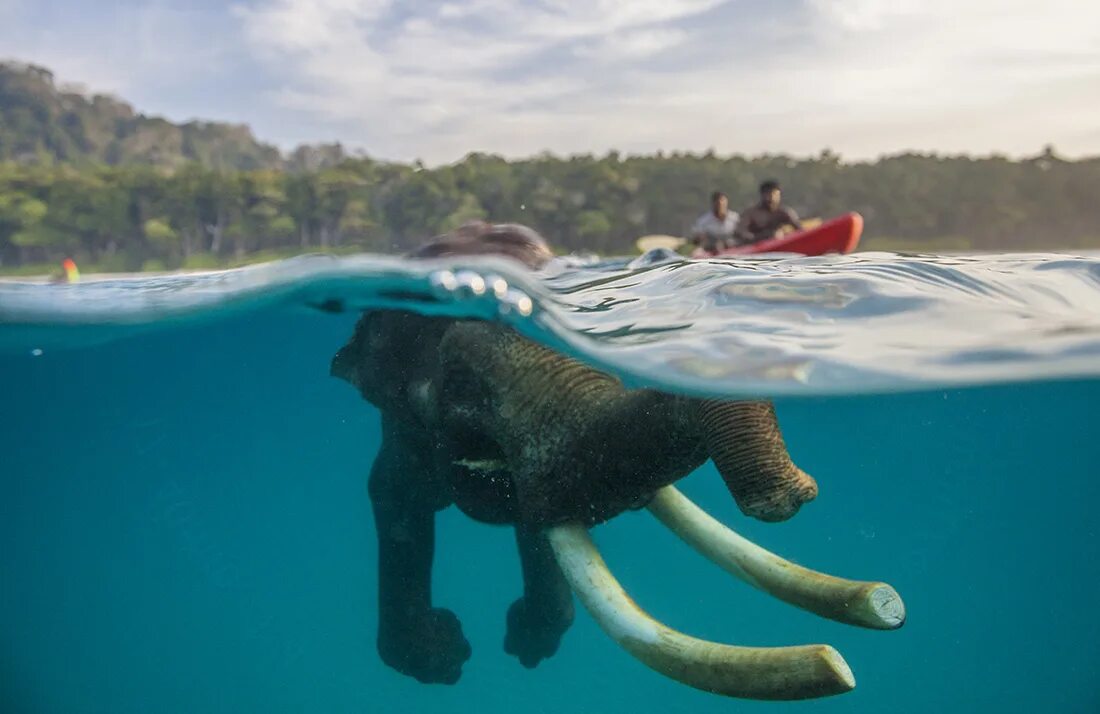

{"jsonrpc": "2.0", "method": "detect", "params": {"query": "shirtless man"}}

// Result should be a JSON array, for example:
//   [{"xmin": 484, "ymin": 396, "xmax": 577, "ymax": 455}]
[
  {"xmin": 689, "ymin": 191, "xmax": 739, "ymax": 253},
  {"xmin": 734, "ymin": 180, "xmax": 803, "ymax": 244}
]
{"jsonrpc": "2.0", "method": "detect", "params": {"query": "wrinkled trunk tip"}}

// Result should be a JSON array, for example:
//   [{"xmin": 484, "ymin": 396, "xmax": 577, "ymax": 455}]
[{"xmin": 699, "ymin": 400, "xmax": 819, "ymax": 523}]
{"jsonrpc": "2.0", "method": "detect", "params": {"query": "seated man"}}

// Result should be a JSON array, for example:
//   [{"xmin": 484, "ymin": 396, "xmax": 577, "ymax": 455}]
[
  {"xmin": 689, "ymin": 191, "xmax": 739, "ymax": 253},
  {"xmin": 734, "ymin": 180, "xmax": 803, "ymax": 244}
]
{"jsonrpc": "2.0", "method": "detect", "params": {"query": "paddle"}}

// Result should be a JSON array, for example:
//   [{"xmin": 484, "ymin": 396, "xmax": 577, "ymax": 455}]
[{"xmin": 635, "ymin": 234, "xmax": 686, "ymax": 253}]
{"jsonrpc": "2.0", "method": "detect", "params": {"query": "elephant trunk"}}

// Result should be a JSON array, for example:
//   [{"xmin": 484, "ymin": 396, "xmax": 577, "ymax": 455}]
[{"xmin": 698, "ymin": 400, "xmax": 818, "ymax": 522}]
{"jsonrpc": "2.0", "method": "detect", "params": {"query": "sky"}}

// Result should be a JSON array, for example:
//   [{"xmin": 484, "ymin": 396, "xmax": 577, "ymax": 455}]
[{"xmin": 1, "ymin": 0, "xmax": 1098, "ymax": 165}]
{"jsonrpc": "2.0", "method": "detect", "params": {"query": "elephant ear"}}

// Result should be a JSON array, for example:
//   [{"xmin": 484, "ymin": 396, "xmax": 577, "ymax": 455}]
[
  {"xmin": 331, "ymin": 310, "xmax": 454, "ymax": 420},
  {"xmin": 436, "ymin": 321, "xmax": 706, "ymax": 527}
]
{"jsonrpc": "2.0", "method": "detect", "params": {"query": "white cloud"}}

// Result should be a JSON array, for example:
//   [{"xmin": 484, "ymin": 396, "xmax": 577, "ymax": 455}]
[
  {"xmin": 767, "ymin": 0, "xmax": 1100, "ymax": 156},
  {"xmin": 233, "ymin": 0, "xmax": 728, "ymax": 161},
  {"xmin": 233, "ymin": 0, "xmax": 1100, "ymax": 163},
  {"xmin": 800, "ymin": 0, "xmax": 1100, "ymax": 99},
  {"xmin": 574, "ymin": 28, "xmax": 688, "ymax": 63},
  {"xmin": 3, "ymin": 0, "xmax": 1098, "ymax": 162},
  {"xmin": 808, "ymin": 0, "xmax": 924, "ymax": 32},
  {"xmin": 0, "ymin": 2, "xmax": 233, "ymax": 100}
]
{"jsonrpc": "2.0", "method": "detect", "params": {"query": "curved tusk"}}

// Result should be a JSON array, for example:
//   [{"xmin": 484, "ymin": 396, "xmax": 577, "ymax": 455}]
[
  {"xmin": 647, "ymin": 486, "xmax": 905, "ymax": 630},
  {"xmin": 546, "ymin": 523, "xmax": 855, "ymax": 700}
]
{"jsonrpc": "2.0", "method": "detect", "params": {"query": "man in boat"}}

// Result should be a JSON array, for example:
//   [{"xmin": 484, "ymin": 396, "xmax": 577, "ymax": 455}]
[
  {"xmin": 689, "ymin": 191, "xmax": 739, "ymax": 253},
  {"xmin": 733, "ymin": 180, "xmax": 803, "ymax": 244}
]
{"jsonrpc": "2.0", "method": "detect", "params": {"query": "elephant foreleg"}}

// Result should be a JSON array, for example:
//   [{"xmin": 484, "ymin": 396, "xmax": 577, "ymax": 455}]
[
  {"xmin": 369, "ymin": 436, "xmax": 471, "ymax": 684},
  {"xmin": 504, "ymin": 524, "xmax": 575, "ymax": 667}
]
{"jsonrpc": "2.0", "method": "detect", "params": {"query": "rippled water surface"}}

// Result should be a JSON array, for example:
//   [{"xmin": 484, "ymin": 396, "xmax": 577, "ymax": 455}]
[
  {"xmin": 2, "ymin": 250, "xmax": 1099, "ymax": 713},
  {"xmin": 4, "ymin": 249, "xmax": 1100, "ymax": 393}
]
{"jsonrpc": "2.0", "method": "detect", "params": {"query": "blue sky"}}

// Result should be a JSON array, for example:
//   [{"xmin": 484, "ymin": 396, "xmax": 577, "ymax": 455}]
[{"xmin": 2, "ymin": 0, "xmax": 1098, "ymax": 165}]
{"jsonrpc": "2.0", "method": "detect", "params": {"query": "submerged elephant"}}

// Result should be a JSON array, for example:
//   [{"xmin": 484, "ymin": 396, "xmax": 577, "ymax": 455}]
[{"xmin": 332, "ymin": 222, "xmax": 905, "ymax": 700}]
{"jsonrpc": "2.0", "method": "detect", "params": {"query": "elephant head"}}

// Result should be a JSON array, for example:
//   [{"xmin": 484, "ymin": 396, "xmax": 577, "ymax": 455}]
[
  {"xmin": 332, "ymin": 221, "xmax": 904, "ymax": 700},
  {"xmin": 429, "ymin": 319, "xmax": 819, "ymax": 527}
]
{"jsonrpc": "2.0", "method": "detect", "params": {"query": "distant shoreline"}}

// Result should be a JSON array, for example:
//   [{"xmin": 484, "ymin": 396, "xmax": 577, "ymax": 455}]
[{"xmin": 6, "ymin": 245, "xmax": 1100, "ymax": 285}]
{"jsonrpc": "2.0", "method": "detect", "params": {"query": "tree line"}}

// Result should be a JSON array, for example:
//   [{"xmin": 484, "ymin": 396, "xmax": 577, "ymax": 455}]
[{"xmin": 1, "ymin": 147, "xmax": 1097, "ymax": 273}]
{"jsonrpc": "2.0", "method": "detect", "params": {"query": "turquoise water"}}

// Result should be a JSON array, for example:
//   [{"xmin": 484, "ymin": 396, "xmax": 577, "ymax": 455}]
[{"xmin": 2, "ymin": 250, "xmax": 1100, "ymax": 713}]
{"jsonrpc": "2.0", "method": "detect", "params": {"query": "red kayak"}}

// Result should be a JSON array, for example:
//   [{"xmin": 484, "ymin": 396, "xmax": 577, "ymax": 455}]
[{"xmin": 692, "ymin": 212, "xmax": 863, "ymax": 258}]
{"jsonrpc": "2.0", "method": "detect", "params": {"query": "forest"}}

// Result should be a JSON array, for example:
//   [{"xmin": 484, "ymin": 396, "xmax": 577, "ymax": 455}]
[{"xmin": 2, "ymin": 61, "xmax": 1098, "ymax": 274}]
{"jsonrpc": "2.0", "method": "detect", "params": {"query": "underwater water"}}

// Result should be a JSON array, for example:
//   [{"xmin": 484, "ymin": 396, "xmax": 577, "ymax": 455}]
[{"xmin": 2, "ymin": 250, "xmax": 1099, "ymax": 713}]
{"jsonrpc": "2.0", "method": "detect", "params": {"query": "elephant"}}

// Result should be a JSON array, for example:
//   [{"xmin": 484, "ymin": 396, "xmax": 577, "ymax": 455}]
[{"xmin": 331, "ymin": 221, "xmax": 905, "ymax": 701}]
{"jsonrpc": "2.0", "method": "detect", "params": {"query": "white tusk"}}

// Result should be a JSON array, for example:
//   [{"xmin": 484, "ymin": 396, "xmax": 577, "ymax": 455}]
[
  {"xmin": 647, "ymin": 486, "xmax": 905, "ymax": 630},
  {"xmin": 546, "ymin": 523, "xmax": 856, "ymax": 700}
]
